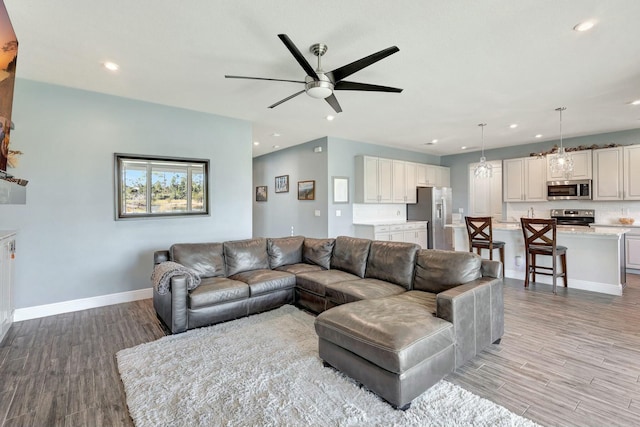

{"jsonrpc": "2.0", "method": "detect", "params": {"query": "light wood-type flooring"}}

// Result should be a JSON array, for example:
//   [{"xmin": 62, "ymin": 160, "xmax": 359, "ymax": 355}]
[{"xmin": 1, "ymin": 276, "xmax": 639, "ymax": 426}]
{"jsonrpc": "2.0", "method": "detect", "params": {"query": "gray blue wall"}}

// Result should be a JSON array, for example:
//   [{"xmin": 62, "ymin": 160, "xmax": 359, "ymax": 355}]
[
  {"xmin": 253, "ymin": 136, "xmax": 440, "ymax": 238},
  {"xmin": 441, "ymin": 129, "xmax": 640, "ymax": 213},
  {"xmin": 253, "ymin": 138, "xmax": 328, "ymax": 238},
  {"xmin": 2, "ymin": 79, "xmax": 253, "ymax": 309}
]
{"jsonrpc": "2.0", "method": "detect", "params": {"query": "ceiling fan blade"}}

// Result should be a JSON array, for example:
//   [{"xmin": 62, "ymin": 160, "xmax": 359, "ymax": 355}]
[
  {"xmin": 268, "ymin": 90, "xmax": 306, "ymax": 109},
  {"xmin": 324, "ymin": 94, "xmax": 342, "ymax": 113},
  {"xmin": 328, "ymin": 46, "xmax": 399, "ymax": 82},
  {"xmin": 334, "ymin": 81, "xmax": 403, "ymax": 92},
  {"xmin": 225, "ymin": 75, "xmax": 305, "ymax": 84},
  {"xmin": 278, "ymin": 34, "xmax": 319, "ymax": 80}
]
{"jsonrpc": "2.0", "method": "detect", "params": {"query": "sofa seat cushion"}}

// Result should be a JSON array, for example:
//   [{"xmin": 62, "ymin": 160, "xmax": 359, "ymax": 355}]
[
  {"xmin": 275, "ymin": 263, "xmax": 323, "ymax": 274},
  {"xmin": 394, "ymin": 290, "xmax": 437, "ymax": 315},
  {"xmin": 229, "ymin": 269, "xmax": 296, "ymax": 296},
  {"xmin": 325, "ymin": 279, "xmax": 406, "ymax": 305},
  {"xmin": 295, "ymin": 270, "xmax": 360, "ymax": 296},
  {"xmin": 188, "ymin": 277, "xmax": 249, "ymax": 309},
  {"xmin": 315, "ymin": 294, "xmax": 454, "ymax": 374}
]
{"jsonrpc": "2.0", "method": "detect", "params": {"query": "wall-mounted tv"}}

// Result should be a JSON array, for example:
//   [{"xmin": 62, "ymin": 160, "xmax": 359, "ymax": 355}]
[{"xmin": 0, "ymin": 0, "xmax": 17, "ymax": 173}]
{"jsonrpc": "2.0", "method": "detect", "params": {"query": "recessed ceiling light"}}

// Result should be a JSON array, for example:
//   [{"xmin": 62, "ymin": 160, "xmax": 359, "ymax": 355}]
[
  {"xmin": 103, "ymin": 61, "xmax": 119, "ymax": 71},
  {"xmin": 461, "ymin": 146, "xmax": 467, "ymax": 150},
  {"xmin": 631, "ymin": 99, "xmax": 640, "ymax": 106},
  {"xmin": 509, "ymin": 124, "xmax": 518, "ymax": 129},
  {"xmin": 432, "ymin": 139, "xmax": 438, "ymax": 143},
  {"xmin": 573, "ymin": 21, "xmax": 595, "ymax": 32},
  {"xmin": 326, "ymin": 115, "xmax": 335, "ymax": 121},
  {"xmin": 272, "ymin": 145, "xmax": 280, "ymax": 149},
  {"xmin": 253, "ymin": 141, "xmax": 260, "ymax": 146},
  {"xmin": 271, "ymin": 133, "xmax": 281, "ymax": 137},
  {"xmin": 535, "ymin": 134, "xmax": 543, "ymax": 138}
]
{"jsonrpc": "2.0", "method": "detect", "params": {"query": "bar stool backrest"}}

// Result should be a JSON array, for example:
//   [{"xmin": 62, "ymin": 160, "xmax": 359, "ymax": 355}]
[
  {"xmin": 520, "ymin": 218, "xmax": 558, "ymax": 253},
  {"xmin": 465, "ymin": 216, "xmax": 493, "ymax": 247}
]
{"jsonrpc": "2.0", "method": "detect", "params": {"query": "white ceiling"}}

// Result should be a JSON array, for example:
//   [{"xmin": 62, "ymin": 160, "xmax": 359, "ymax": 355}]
[{"xmin": 5, "ymin": 0, "xmax": 640, "ymax": 157}]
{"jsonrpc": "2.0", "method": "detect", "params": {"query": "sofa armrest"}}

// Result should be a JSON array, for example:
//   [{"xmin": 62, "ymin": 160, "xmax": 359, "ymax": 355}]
[
  {"xmin": 153, "ymin": 275, "xmax": 189, "ymax": 333},
  {"xmin": 435, "ymin": 277, "xmax": 504, "ymax": 369},
  {"xmin": 154, "ymin": 250, "xmax": 170, "ymax": 265},
  {"xmin": 481, "ymin": 259, "xmax": 503, "ymax": 279}
]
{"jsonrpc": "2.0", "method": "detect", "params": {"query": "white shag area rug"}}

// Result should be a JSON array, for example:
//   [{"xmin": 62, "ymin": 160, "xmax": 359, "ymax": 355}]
[{"xmin": 117, "ymin": 305, "xmax": 540, "ymax": 427}]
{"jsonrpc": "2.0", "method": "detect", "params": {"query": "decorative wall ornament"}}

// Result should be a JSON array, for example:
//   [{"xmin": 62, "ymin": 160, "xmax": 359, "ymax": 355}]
[{"xmin": 530, "ymin": 143, "xmax": 624, "ymax": 157}]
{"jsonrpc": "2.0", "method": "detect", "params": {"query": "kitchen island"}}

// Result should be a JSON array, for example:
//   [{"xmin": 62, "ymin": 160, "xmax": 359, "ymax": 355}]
[{"xmin": 449, "ymin": 223, "xmax": 628, "ymax": 295}]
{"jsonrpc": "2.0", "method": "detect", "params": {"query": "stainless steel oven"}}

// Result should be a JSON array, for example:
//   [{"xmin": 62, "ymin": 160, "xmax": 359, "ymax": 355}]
[{"xmin": 547, "ymin": 179, "xmax": 591, "ymax": 201}]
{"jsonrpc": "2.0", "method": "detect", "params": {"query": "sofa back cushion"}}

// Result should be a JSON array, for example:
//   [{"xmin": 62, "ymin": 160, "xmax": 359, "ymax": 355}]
[
  {"xmin": 365, "ymin": 241, "xmax": 420, "ymax": 290},
  {"xmin": 267, "ymin": 236, "xmax": 304, "ymax": 269},
  {"xmin": 302, "ymin": 238, "xmax": 335, "ymax": 270},
  {"xmin": 170, "ymin": 243, "xmax": 225, "ymax": 278},
  {"xmin": 330, "ymin": 236, "xmax": 371, "ymax": 278},
  {"xmin": 223, "ymin": 238, "xmax": 269, "ymax": 276},
  {"xmin": 413, "ymin": 249, "xmax": 482, "ymax": 293}
]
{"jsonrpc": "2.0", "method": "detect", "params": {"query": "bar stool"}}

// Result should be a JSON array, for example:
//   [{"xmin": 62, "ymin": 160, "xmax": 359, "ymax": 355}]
[
  {"xmin": 520, "ymin": 217, "xmax": 567, "ymax": 294},
  {"xmin": 464, "ymin": 216, "xmax": 505, "ymax": 265}
]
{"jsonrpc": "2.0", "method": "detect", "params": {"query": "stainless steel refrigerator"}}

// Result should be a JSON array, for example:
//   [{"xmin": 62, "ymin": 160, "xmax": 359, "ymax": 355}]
[{"xmin": 406, "ymin": 187, "xmax": 453, "ymax": 250}]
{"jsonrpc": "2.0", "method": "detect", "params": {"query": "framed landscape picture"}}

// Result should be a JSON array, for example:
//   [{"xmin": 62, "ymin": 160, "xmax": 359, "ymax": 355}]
[
  {"xmin": 298, "ymin": 180, "xmax": 315, "ymax": 200},
  {"xmin": 256, "ymin": 185, "xmax": 267, "ymax": 202},
  {"xmin": 275, "ymin": 175, "xmax": 289, "ymax": 193}
]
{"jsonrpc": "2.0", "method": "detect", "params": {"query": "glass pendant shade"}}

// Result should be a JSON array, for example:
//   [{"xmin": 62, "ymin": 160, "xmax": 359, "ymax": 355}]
[
  {"xmin": 473, "ymin": 123, "xmax": 492, "ymax": 178},
  {"xmin": 549, "ymin": 107, "xmax": 574, "ymax": 178}
]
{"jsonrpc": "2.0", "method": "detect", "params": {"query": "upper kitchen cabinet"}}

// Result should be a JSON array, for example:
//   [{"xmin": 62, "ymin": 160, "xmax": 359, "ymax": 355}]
[
  {"xmin": 355, "ymin": 155, "xmax": 393, "ymax": 203},
  {"xmin": 503, "ymin": 156, "xmax": 547, "ymax": 202},
  {"xmin": 546, "ymin": 150, "xmax": 592, "ymax": 181},
  {"xmin": 416, "ymin": 164, "xmax": 450, "ymax": 187},
  {"xmin": 392, "ymin": 160, "xmax": 417, "ymax": 203},
  {"xmin": 593, "ymin": 145, "xmax": 640, "ymax": 201},
  {"xmin": 468, "ymin": 160, "xmax": 502, "ymax": 217}
]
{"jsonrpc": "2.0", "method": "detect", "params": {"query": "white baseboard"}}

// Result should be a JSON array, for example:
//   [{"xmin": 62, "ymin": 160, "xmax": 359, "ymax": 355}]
[{"xmin": 13, "ymin": 288, "xmax": 153, "ymax": 322}]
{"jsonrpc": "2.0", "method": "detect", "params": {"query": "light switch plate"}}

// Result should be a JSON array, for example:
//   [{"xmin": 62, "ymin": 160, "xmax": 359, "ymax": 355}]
[
  {"xmin": 314, "ymin": 210, "xmax": 321, "ymax": 217},
  {"xmin": 336, "ymin": 210, "xmax": 341, "ymax": 217}
]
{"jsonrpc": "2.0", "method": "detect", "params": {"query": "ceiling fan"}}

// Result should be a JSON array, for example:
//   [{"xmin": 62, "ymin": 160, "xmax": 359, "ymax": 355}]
[{"xmin": 225, "ymin": 34, "xmax": 403, "ymax": 113}]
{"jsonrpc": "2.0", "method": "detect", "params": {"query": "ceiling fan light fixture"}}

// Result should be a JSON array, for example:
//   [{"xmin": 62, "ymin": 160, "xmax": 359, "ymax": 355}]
[{"xmin": 305, "ymin": 79, "xmax": 333, "ymax": 99}]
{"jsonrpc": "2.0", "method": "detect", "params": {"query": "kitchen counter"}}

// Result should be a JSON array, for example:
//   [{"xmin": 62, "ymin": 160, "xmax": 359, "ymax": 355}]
[
  {"xmin": 353, "ymin": 221, "xmax": 428, "ymax": 248},
  {"xmin": 449, "ymin": 223, "xmax": 626, "ymax": 295}
]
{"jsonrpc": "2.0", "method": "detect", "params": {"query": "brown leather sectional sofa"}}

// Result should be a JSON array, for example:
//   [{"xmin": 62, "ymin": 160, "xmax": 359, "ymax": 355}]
[{"xmin": 153, "ymin": 235, "xmax": 504, "ymax": 409}]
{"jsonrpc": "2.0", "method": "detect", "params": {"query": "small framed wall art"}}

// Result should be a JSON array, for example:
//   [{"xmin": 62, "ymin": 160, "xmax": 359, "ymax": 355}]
[
  {"xmin": 275, "ymin": 175, "xmax": 289, "ymax": 193},
  {"xmin": 298, "ymin": 180, "xmax": 315, "ymax": 200},
  {"xmin": 332, "ymin": 176, "xmax": 349, "ymax": 203},
  {"xmin": 256, "ymin": 185, "xmax": 268, "ymax": 202}
]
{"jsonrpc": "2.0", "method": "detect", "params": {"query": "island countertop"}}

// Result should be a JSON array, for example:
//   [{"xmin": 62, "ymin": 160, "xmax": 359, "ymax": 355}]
[
  {"xmin": 449, "ymin": 223, "xmax": 626, "ymax": 295},
  {"xmin": 447, "ymin": 223, "xmax": 628, "ymax": 237}
]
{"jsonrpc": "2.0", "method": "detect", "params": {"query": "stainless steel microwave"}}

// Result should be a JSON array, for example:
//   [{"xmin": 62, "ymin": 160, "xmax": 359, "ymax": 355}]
[{"xmin": 547, "ymin": 179, "xmax": 592, "ymax": 200}]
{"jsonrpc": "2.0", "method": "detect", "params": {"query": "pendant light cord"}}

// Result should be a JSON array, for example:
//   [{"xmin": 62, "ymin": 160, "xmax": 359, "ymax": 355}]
[
  {"xmin": 556, "ymin": 107, "xmax": 566, "ymax": 149},
  {"xmin": 479, "ymin": 123, "xmax": 487, "ymax": 157}
]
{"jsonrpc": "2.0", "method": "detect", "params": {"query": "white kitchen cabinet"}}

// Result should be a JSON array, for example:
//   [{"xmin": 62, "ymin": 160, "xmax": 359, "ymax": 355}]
[
  {"xmin": 624, "ymin": 145, "xmax": 640, "ymax": 200},
  {"xmin": 468, "ymin": 160, "xmax": 502, "ymax": 217},
  {"xmin": 626, "ymin": 229, "xmax": 640, "ymax": 270},
  {"xmin": 0, "ymin": 232, "xmax": 16, "ymax": 345},
  {"xmin": 416, "ymin": 164, "xmax": 450, "ymax": 187},
  {"xmin": 402, "ymin": 222, "xmax": 428, "ymax": 248},
  {"xmin": 392, "ymin": 160, "xmax": 417, "ymax": 203},
  {"xmin": 503, "ymin": 156, "xmax": 547, "ymax": 202},
  {"xmin": 592, "ymin": 145, "xmax": 640, "ymax": 201},
  {"xmin": 547, "ymin": 150, "xmax": 592, "ymax": 181},
  {"xmin": 355, "ymin": 155, "xmax": 393, "ymax": 203},
  {"xmin": 353, "ymin": 222, "xmax": 428, "ymax": 247}
]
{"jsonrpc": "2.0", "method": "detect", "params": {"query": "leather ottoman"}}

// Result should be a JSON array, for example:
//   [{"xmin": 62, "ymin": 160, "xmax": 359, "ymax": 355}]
[{"xmin": 314, "ymin": 293, "xmax": 455, "ymax": 410}]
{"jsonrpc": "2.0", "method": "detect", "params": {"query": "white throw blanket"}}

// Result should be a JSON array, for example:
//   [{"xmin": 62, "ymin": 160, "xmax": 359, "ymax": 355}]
[{"xmin": 151, "ymin": 261, "xmax": 201, "ymax": 295}]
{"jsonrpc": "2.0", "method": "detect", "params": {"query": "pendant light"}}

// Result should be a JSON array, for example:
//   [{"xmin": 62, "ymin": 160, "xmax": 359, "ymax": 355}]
[
  {"xmin": 549, "ymin": 106, "xmax": 574, "ymax": 178},
  {"xmin": 474, "ymin": 123, "xmax": 492, "ymax": 178}
]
